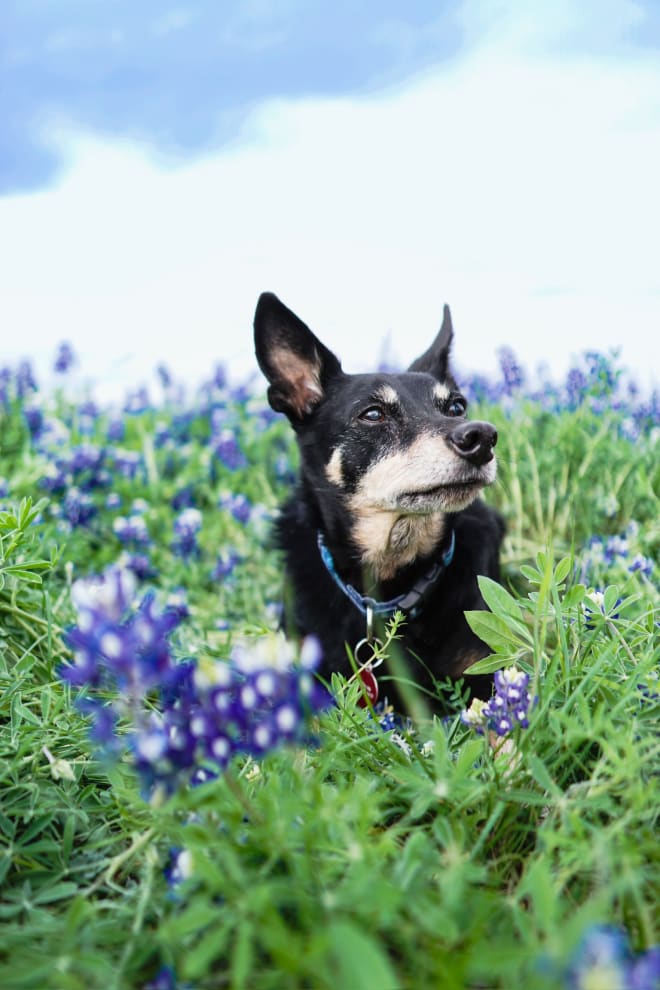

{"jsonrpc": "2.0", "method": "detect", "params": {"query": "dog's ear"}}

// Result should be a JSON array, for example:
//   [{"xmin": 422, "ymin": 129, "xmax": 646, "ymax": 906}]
[
  {"xmin": 407, "ymin": 304, "xmax": 454, "ymax": 381},
  {"xmin": 254, "ymin": 292, "xmax": 343, "ymax": 420}
]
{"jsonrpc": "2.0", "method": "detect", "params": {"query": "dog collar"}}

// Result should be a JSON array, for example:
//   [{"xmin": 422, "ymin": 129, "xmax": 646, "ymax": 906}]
[{"xmin": 316, "ymin": 528, "xmax": 455, "ymax": 620}]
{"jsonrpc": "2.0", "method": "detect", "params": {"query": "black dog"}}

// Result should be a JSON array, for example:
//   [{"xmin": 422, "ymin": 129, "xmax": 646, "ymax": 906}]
[{"xmin": 254, "ymin": 293, "xmax": 504, "ymax": 711}]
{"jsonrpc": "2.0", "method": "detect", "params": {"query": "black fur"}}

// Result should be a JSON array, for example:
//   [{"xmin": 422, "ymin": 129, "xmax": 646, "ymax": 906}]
[{"xmin": 254, "ymin": 292, "xmax": 505, "ymax": 711}]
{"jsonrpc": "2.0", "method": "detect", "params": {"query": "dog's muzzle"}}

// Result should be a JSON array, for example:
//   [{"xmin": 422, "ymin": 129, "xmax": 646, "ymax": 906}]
[{"xmin": 448, "ymin": 420, "xmax": 498, "ymax": 467}]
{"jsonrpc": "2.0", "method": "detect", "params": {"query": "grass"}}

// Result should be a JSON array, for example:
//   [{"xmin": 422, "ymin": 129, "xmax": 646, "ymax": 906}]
[{"xmin": 0, "ymin": 349, "xmax": 657, "ymax": 989}]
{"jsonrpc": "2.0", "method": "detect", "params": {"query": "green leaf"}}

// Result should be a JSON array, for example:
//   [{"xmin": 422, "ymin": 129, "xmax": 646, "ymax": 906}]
[
  {"xmin": 2, "ymin": 568, "xmax": 43, "ymax": 585},
  {"xmin": 554, "ymin": 556, "xmax": 572, "ymax": 584},
  {"xmin": 230, "ymin": 920, "xmax": 254, "ymax": 990},
  {"xmin": 33, "ymin": 881, "xmax": 79, "ymax": 905},
  {"xmin": 526, "ymin": 755, "xmax": 561, "ymax": 797},
  {"xmin": 563, "ymin": 584, "xmax": 586, "ymax": 609},
  {"xmin": 477, "ymin": 575, "xmax": 524, "ymax": 622},
  {"xmin": 464, "ymin": 653, "xmax": 513, "ymax": 676},
  {"xmin": 328, "ymin": 921, "xmax": 399, "ymax": 990},
  {"xmin": 465, "ymin": 610, "xmax": 525, "ymax": 654}
]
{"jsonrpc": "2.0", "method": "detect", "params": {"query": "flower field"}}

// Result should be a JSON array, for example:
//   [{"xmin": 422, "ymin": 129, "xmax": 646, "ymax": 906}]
[{"xmin": 0, "ymin": 345, "xmax": 658, "ymax": 990}]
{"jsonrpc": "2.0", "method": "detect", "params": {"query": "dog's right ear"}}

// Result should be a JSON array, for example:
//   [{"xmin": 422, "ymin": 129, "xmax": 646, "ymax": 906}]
[
  {"xmin": 407, "ymin": 304, "xmax": 454, "ymax": 382},
  {"xmin": 254, "ymin": 293, "xmax": 343, "ymax": 420}
]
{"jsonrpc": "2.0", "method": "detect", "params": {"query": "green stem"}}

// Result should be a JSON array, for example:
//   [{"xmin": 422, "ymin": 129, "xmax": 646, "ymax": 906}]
[{"xmin": 83, "ymin": 827, "xmax": 156, "ymax": 896}]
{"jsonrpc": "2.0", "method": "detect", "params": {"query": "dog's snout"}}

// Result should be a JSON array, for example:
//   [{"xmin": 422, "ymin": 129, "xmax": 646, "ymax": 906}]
[{"xmin": 449, "ymin": 420, "xmax": 498, "ymax": 466}]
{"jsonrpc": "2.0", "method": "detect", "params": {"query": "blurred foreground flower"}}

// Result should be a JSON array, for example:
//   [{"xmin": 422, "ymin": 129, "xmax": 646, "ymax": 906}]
[
  {"xmin": 59, "ymin": 569, "xmax": 330, "ymax": 797},
  {"xmin": 565, "ymin": 924, "xmax": 660, "ymax": 990},
  {"xmin": 461, "ymin": 666, "xmax": 535, "ymax": 738}
]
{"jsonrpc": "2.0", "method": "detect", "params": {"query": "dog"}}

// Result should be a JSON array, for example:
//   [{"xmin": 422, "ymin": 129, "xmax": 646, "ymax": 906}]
[{"xmin": 254, "ymin": 292, "xmax": 505, "ymax": 712}]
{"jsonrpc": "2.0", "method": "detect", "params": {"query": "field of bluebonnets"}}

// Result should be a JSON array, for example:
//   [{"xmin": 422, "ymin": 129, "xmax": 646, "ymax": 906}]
[{"xmin": 0, "ymin": 340, "xmax": 658, "ymax": 990}]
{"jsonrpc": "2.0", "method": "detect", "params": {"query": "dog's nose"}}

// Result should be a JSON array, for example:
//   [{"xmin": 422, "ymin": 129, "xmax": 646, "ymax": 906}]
[{"xmin": 449, "ymin": 420, "xmax": 498, "ymax": 466}]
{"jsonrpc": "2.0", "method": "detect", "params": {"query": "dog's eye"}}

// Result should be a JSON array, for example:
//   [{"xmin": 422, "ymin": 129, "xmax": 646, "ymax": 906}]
[
  {"xmin": 359, "ymin": 406, "xmax": 386, "ymax": 424},
  {"xmin": 447, "ymin": 397, "xmax": 467, "ymax": 417}
]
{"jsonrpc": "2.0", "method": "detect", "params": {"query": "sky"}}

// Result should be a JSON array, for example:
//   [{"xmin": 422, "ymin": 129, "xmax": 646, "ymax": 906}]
[{"xmin": 1, "ymin": 0, "xmax": 659, "ymax": 399}]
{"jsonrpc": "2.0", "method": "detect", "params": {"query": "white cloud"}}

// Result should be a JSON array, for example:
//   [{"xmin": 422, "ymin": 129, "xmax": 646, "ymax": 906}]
[{"xmin": 1, "ymin": 0, "xmax": 659, "ymax": 399}]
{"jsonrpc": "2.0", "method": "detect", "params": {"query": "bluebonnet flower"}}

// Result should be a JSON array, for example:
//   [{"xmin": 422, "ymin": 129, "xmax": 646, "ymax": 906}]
[
  {"xmin": 566, "ymin": 924, "xmax": 660, "ymax": 990},
  {"xmin": 54, "ymin": 342, "xmax": 76, "ymax": 373},
  {"xmin": 143, "ymin": 965, "xmax": 179, "ymax": 990},
  {"xmin": 171, "ymin": 486, "xmax": 196, "ymax": 511},
  {"xmin": 113, "ymin": 514, "xmax": 151, "ymax": 547},
  {"xmin": 112, "ymin": 449, "xmax": 143, "ymax": 481},
  {"xmin": 497, "ymin": 346, "xmax": 525, "ymax": 394},
  {"xmin": 156, "ymin": 363, "xmax": 173, "ymax": 389},
  {"xmin": 124, "ymin": 387, "xmax": 151, "ymax": 415},
  {"xmin": 461, "ymin": 666, "xmax": 535, "ymax": 737},
  {"xmin": 0, "ymin": 367, "xmax": 11, "ymax": 406},
  {"xmin": 219, "ymin": 492, "xmax": 252, "ymax": 525},
  {"xmin": 629, "ymin": 554, "xmax": 653, "ymax": 579},
  {"xmin": 106, "ymin": 492, "xmax": 122, "ymax": 510},
  {"xmin": 16, "ymin": 360, "xmax": 38, "ymax": 397},
  {"xmin": 23, "ymin": 403, "xmax": 44, "ymax": 439},
  {"xmin": 117, "ymin": 551, "xmax": 157, "ymax": 581},
  {"xmin": 165, "ymin": 588, "xmax": 189, "ymax": 621},
  {"xmin": 42, "ymin": 444, "xmax": 109, "ymax": 494},
  {"xmin": 62, "ymin": 487, "xmax": 97, "ymax": 527},
  {"xmin": 172, "ymin": 507, "xmax": 203, "ymax": 558},
  {"xmin": 209, "ymin": 363, "xmax": 227, "ymax": 391},
  {"xmin": 565, "ymin": 367, "xmax": 589, "ymax": 408},
  {"xmin": 212, "ymin": 549, "xmax": 242, "ymax": 580},
  {"xmin": 59, "ymin": 573, "xmax": 330, "ymax": 796},
  {"xmin": 164, "ymin": 847, "xmax": 194, "ymax": 889},
  {"xmin": 213, "ymin": 429, "xmax": 248, "ymax": 471},
  {"xmin": 107, "ymin": 417, "xmax": 125, "ymax": 442}
]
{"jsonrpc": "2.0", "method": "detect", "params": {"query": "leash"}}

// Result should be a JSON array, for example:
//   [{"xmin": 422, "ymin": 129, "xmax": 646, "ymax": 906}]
[{"xmin": 316, "ymin": 527, "xmax": 455, "ymax": 709}]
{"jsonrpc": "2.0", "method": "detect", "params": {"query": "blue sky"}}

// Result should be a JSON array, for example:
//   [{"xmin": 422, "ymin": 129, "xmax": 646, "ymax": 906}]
[{"xmin": 1, "ymin": 0, "xmax": 659, "ymax": 395}]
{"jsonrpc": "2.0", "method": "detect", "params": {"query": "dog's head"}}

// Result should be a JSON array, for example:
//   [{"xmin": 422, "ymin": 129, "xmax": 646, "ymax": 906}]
[{"xmin": 254, "ymin": 292, "xmax": 498, "ymax": 576}]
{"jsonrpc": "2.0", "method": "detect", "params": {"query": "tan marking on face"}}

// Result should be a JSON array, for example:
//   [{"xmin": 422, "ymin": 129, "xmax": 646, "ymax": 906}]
[
  {"xmin": 350, "ymin": 511, "xmax": 446, "ymax": 581},
  {"xmin": 433, "ymin": 382, "xmax": 451, "ymax": 402},
  {"xmin": 270, "ymin": 348, "xmax": 323, "ymax": 416},
  {"xmin": 351, "ymin": 434, "xmax": 464, "ymax": 511},
  {"xmin": 346, "ymin": 431, "xmax": 496, "ymax": 579},
  {"xmin": 325, "ymin": 447, "xmax": 344, "ymax": 487},
  {"xmin": 373, "ymin": 384, "xmax": 400, "ymax": 406}
]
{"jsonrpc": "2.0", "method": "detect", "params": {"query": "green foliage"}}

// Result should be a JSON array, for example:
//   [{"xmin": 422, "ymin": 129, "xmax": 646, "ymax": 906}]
[{"xmin": 0, "ymin": 362, "xmax": 657, "ymax": 989}]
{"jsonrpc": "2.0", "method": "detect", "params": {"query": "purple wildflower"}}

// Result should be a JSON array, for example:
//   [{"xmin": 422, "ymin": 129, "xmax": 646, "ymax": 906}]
[
  {"xmin": 156, "ymin": 363, "xmax": 173, "ymax": 389},
  {"xmin": 54, "ymin": 342, "xmax": 76, "ymax": 373},
  {"xmin": 172, "ymin": 507, "xmax": 203, "ymax": 558},
  {"xmin": 62, "ymin": 487, "xmax": 97, "ymax": 527},
  {"xmin": 461, "ymin": 665, "xmax": 535, "ymax": 737},
  {"xmin": 107, "ymin": 417, "xmax": 125, "ymax": 442},
  {"xmin": 497, "ymin": 346, "xmax": 525, "ymax": 394},
  {"xmin": 59, "ymin": 574, "xmax": 330, "ymax": 797},
  {"xmin": 565, "ymin": 924, "xmax": 660, "ymax": 990},
  {"xmin": 143, "ymin": 965, "xmax": 179, "ymax": 990},
  {"xmin": 629, "ymin": 554, "xmax": 653, "ymax": 578},
  {"xmin": 16, "ymin": 360, "xmax": 38, "ymax": 397},
  {"xmin": 113, "ymin": 514, "xmax": 151, "ymax": 547},
  {"xmin": 219, "ymin": 492, "xmax": 252, "ymax": 525},
  {"xmin": 212, "ymin": 549, "xmax": 242, "ymax": 580},
  {"xmin": 214, "ymin": 429, "xmax": 247, "ymax": 471}
]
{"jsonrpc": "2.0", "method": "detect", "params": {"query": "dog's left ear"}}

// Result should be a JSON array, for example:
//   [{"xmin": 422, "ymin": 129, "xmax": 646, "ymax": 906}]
[
  {"xmin": 254, "ymin": 292, "xmax": 343, "ymax": 420},
  {"xmin": 408, "ymin": 304, "xmax": 454, "ymax": 381}
]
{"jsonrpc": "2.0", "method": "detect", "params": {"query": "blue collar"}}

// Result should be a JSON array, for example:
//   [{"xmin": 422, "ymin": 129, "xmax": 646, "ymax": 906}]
[{"xmin": 316, "ymin": 528, "xmax": 455, "ymax": 620}]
